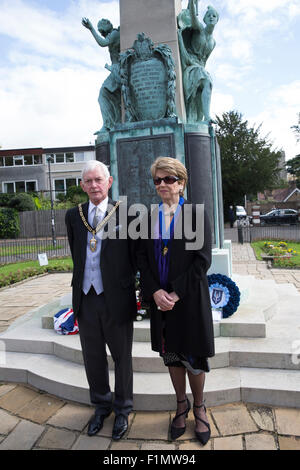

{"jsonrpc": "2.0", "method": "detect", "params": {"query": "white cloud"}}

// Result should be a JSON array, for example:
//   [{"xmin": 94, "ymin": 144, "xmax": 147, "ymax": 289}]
[
  {"xmin": 0, "ymin": 0, "xmax": 120, "ymax": 67},
  {"xmin": 225, "ymin": 0, "xmax": 299, "ymax": 15},
  {"xmin": 0, "ymin": 64, "xmax": 109, "ymax": 148},
  {"xmin": 211, "ymin": 91, "xmax": 235, "ymax": 118},
  {"xmin": 249, "ymin": 81, "xmax": 300, "ymax": 160},
  {"xmin": 0, "ymin": 0, "xmax": 120, "ymax": 148}
]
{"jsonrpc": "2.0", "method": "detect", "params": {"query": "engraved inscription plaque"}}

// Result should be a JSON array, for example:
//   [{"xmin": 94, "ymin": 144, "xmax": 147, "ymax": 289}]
[
  {"xmin": 120, "ymin": 33, "xmax": 176, "ymax": 123},
  {"xmin": 130, "ymin": 58, "xmax": 167, "ymax": 121}
]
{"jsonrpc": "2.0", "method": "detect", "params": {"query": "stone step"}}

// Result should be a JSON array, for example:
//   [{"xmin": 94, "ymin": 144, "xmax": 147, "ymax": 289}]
[
  {"xmin": 39, "ymin": 273, "xmax": 284, "ymax": 339},
  {"xmin": 1, "ymin": 322, "xmax": 299, "ymax": 371},
  {"xmin": 1, "ymin": 351, "xmax": 299, "ymax": 409}
]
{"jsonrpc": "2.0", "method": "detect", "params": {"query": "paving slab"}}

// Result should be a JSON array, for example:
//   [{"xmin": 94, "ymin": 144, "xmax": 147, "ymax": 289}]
[
  {"xmin": 0, "ymin": 385, "xmax": 39, "ymax": 413},
  {"xmin": 110, "ymin": 441, "xmax": 140, "ymax": 450},
  {"xmin": 244, "ymin": 433, "xmax": 277, "ymax": 450},
  {"xmin": 211, "ymin": 403, "xmax": 258, "ymax": 436},
  {"xmin": 72, "ymin": 434, "xmax": 111, "ymax": 450},
  {"xmin": 0, "ymin": 383, "xmax": 16, "ymax": 397},
  {"xmin": 17, "ymin": 393, "xmax": 64, "ymax": 424},
  {"xmin": 128, "ymin": 412, "xmax": 170, "ymax": 440},
  {"xmin": 213, "ymin": 435, "xmax": 244, "ymax": 450},
  {"xmin": 178, "ymin": 441, "xmax": 212, "ymax": 450},
  {"xmin": 0, "ymin": 419, "xmax": 44, "ymax": 450},
  {"xmin": 0, "ymin": 409, "xmax": 19, "ymax": 435},
  {"xmin": 140, "ymin": 441, "xmax": 176, "ymax": 451},
  {"xmin": 47, "ymin": 403, "xmax": 94, "ymax": 431},
  {"xmin": 274, "ymin": 408, "xmax": 300, "ymax": 436},
  {"xmin": 37, "ymin": 426, "xmax": 77, "ymax": 449},
  {"xmin": 278, "ymin": 436, "xmax": 300, "ymax": 450},
  {"xmin": 247, "ymin": 404, "xmax": 275, "ymax": 432}
]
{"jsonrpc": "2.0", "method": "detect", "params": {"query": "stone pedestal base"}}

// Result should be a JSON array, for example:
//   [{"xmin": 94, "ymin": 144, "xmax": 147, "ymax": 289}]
[{"xmin": 208, "ymin": 240, "xmax": 232, "ymax": 278}]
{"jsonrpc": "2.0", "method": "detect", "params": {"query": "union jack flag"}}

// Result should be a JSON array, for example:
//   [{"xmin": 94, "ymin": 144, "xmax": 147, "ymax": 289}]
[{"xmin": 54, "ymin": 308, "xmax": 79, "ymax": 335}]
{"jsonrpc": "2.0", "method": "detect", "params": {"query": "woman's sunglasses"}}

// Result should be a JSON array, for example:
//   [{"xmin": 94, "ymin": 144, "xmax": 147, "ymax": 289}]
[{"xmin": 153, "ymin": 176, "xmax": 179, "ymax": 186}]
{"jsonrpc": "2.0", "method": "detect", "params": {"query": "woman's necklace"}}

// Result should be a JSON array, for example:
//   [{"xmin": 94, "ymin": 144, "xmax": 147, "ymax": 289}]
[{"xmin": 159, "ymin": 197, "xmax": 184, "ymax": 256}]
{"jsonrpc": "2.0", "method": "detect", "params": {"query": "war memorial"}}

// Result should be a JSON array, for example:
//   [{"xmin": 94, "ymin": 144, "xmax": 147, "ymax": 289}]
[{"xmin": 0, "ymin": 0, "xmax": 299, "ymax": 423}]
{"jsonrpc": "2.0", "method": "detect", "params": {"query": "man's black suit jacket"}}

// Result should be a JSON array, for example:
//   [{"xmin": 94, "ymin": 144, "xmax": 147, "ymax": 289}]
[{"xmin": 65, "ymin": 199, "xmax": 137, "ymax": 324}]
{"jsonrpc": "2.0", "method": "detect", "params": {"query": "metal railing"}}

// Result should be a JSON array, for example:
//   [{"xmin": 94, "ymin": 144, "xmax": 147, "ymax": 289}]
[
  {"xmin": 0, "ymin": 237, "xmax": 71, "ymax": 264},
  {"xmin": 239, "ymin": 224, "xmax": 300, "ymax": 244}
]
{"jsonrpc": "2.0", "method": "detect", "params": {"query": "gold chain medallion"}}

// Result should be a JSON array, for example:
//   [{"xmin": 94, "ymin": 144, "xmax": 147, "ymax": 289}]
[{"xmin": 78, "ymin": 202, "xmax": 121, "ymax": 251}]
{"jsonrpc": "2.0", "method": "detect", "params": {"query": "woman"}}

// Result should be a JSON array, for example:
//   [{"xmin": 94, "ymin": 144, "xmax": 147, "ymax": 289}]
[{"xmin": 137, "ymin": 157, "xmax": 215, "ymax": 445}]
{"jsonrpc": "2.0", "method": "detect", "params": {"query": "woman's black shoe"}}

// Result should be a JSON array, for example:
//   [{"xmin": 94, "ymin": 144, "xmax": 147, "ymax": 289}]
[
  {"xmin": 193, "ymin": 402, "xmax": 211, "ymax": 445},
  {"xmin": 170, "ymin": 397, "xmax": 191, "ymax": 440}
]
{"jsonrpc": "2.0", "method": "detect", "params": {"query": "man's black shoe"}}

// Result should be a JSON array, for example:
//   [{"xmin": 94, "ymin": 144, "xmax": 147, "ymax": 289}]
[
  {"xmin": 112, "ymin": 414, "xmax": 128, "ymax": 440},
  {"xmin": 87, "ymin": 410, "xmax": 112, "ymax": 436}
]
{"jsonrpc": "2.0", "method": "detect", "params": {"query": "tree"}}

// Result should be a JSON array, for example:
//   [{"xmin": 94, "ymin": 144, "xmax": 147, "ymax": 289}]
[
  {"xmin": 286, "ymin": 155, "xmax": 300, "ymax": 186},
  {"xmin": 291, "ymin": 113, "xmax": 300, "ymax": 142},
  {"xmin": 215, "ymin": 111, "xmax": 282, "ymax": 214}
]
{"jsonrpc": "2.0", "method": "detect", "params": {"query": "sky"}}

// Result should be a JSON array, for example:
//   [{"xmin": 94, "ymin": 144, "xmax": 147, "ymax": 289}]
[{"xmin": 0, "ymin": 0, "xmax": 299, "ymax": 162}]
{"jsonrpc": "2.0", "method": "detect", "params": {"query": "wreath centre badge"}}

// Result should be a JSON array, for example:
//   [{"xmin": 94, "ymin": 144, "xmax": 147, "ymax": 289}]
[{"xmin": 207, "ymin": 274, "xmax": 241, "ymax": 320}]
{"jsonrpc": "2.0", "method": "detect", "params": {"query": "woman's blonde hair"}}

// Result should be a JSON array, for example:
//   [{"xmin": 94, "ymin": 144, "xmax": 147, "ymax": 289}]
[{"xmin": 151, "ymin": 157, "xmax": 188, "ymax": 194}]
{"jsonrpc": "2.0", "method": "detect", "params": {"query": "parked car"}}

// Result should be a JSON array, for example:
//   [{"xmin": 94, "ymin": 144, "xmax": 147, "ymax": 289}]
[
  {"xmin": 236, "ymin": 206, "xmax": 247, "ymax": 219},
  {"xmin": 260, "ymin": 208, "xmax": 298, "ymax": 225}
]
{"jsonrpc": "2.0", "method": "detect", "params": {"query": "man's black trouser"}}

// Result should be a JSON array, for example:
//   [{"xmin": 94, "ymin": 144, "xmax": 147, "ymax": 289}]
[{"xmin": 77, "ymin": 287, "xmax": 133, "ymax": 416}]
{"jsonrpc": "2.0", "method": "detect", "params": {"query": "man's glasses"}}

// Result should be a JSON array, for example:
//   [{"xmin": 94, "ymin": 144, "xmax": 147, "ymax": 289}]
[{"xmin": 153, "ymin": 176, "xmax": 179, "ymax": 186}]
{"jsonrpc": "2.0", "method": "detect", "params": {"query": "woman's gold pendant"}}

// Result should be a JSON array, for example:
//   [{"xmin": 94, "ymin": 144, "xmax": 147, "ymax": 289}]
[
  {"xmin": 90, "ymin": 236, "xmax": 97, "ymax": 252},
  {"xmin": 162, "ymin": 246, "xmax": 168, "ymax": 256}
]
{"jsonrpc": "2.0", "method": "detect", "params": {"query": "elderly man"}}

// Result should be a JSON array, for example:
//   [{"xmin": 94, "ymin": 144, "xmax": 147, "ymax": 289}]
[{"xmin": 65, "ymin": 160, "xmax": 137, "ymax": 440}]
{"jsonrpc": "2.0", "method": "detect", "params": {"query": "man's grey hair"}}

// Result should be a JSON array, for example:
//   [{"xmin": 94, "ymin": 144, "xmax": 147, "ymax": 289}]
[{"xmin": 81, "ymin": 160, "xmax": 110, "ymax": 181}]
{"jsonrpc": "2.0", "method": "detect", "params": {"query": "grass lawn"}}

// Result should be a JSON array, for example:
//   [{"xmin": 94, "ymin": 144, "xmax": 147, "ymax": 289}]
[
  {"xmin": 0, "ymin": 257, "xmax": 73, "ymax": 277},
  {"xmin": 251, "ymin": 240, "xmax": 300, "ymax": 268}
]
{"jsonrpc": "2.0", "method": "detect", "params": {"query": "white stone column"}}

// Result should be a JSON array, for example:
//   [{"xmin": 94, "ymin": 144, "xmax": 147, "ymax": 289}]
[{"xmin": 119, "ymin": 0, "xmax": 186, "ymax": 121}]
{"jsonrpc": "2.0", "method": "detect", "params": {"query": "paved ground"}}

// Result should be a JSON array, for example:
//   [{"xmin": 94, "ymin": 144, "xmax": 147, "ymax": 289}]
[{"xmin": 0, "ymin": 242, "xmax": 300, "ymax": 451}]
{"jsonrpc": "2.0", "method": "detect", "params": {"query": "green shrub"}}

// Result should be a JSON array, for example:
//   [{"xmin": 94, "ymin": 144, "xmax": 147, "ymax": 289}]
[
  {"xmin": 8, "ymin": 192, "xmax": 36, "ymax": 212},
  {"xmin": 66, "ymin": 185, "xmax": 88, "ymax": 204},
  {"xmin": 0, "ymin": 208, "xmax": 20, "ymax": 239},
  {"xmin": 0, "ymin": 193, "xmax": 15, "ymax": 207}
]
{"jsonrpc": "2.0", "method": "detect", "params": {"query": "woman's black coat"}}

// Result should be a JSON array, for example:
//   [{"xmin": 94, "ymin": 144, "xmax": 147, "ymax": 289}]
[{"xmin": 137, "ymin": 201, "xmax": 215, "ymax": 358}]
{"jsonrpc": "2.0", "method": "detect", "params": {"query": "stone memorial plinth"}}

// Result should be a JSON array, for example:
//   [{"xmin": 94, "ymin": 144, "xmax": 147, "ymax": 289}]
[{"xmin": 120, "ymin": 0, "xmax": 185, "ymax": 121}]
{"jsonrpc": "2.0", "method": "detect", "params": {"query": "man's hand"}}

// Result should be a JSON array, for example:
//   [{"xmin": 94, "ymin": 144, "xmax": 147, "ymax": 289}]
[{"xmin": 153, "ymin": 289, "xmax": 176, "ymax": 311}]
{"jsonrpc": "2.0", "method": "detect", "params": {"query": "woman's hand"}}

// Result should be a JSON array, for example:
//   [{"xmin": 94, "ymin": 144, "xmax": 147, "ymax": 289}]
[
  {"xmin": 168, "ymin": 291, "xmax": 180, "ymax": 303},
  {"xmin": 153, "ymin": 289, "xmax": 175, "ymax": 311}
]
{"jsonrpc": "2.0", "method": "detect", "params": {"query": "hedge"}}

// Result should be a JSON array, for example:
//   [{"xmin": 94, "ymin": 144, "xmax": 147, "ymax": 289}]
[{"xmin": 0, "ymin": 207, "xmax": 20, "ymax": 239}]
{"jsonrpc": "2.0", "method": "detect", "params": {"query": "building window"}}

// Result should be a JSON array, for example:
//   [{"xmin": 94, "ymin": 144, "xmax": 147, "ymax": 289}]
[
  {"xmin": 33, "ymin": 155, "xmax": 42, "ymax": 165},
  {"xmin": 15, "ymin": 181, "xmax": 26, "ymax": 192},
  {"xmin": 24, "ymin": 155, "xmax": 33, "ymax": 165},
  {"xmin": 54, "ymin": 177, "xmax": 80, "ymax": 197},
  {"xmin": 75, "ymin": 152, "xmax": 84, "ymax": 162},
  {"xmin": 3, "ymin": 182, "xmax": 14, "ymax": 193},
  {"xmin": 46, "ymin": 152, "xmax": 79, "ymax": 164},
  {"xmin": 2, "ymin": 180, "xmax": 37, "ymax": 193},
  {"xmin": 26, "ymin": 181, "xmax": 37, "ymax": 192},
  {"xmin": 66, "ymin": 152, "xmax": 75, "ymax": 163},
  {"xmin": 0, "ymin": 155, "xmax": 42, "ymax": 166},
  {"xmin": 4, "ymin": 157, "xmax": 13, "ymax": 167},
  {"xmin": 13, "ymin": 156, "xmax": 24, "ymax": 166},
  {"xmin": 55, "ymin": 153, "xmax": 65, "ymax": 163}
]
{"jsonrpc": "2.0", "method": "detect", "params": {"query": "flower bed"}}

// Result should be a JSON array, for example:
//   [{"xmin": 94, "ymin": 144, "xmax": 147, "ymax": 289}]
[{"xmin": 252, "ymin": 240, "xmax": 300, "ymax": 268}]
